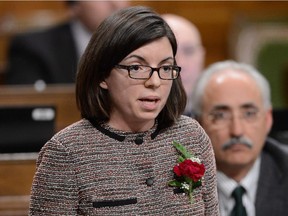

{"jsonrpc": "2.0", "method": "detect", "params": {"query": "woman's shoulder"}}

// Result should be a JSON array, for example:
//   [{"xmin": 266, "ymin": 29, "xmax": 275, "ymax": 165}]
[
  {"xmin": 165, "ymin": 116, "xmax": 211, "ymax": 160},
  {"xmin": 57, "ymin": 118, "xmax": 91, "ymax": 132},
  {"xmin": 50, "ymin": 119, "xmax": 94, "ymax": 144},
  {"xmin": 163, "ymin": 115, "xmax": 207, "ymax": 141},
  {"xmin": 174, "ymin": 115, "xmax": 202, "ymax": 129}
]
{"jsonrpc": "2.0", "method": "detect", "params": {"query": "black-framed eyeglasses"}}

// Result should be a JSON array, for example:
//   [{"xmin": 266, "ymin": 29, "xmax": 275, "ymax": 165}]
[{"xmin": 114, "ymin": 64, "xmax": 181, "ymax": 80}]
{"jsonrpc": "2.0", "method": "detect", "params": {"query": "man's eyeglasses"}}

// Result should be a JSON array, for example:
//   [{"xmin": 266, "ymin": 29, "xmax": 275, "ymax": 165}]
[
  {"xmin": 115, "ymin": 64, "xmax": 181, "ymax": 80},
  {"xmin": 207, "ymin": 108, "xmax": 260, "ymax": 127}
]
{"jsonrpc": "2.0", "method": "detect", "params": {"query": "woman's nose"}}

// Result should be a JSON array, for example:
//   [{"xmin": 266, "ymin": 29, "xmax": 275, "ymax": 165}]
[{"xmin": 144, "ymin": 71, "xmax": 161, "ymax": 88}]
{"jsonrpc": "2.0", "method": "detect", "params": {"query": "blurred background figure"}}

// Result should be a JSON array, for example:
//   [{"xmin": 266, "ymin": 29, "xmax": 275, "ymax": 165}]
[
  {"xmin": 162, "ymin": 14, "xmax": 205, "ymax": 116},
  {"xmin": 191, "ymin": 60, "xmax": 288, "ymax": 216},
  {"xmin": 5, "ymin": 1, "xmax": 130, "ymax": 85}
]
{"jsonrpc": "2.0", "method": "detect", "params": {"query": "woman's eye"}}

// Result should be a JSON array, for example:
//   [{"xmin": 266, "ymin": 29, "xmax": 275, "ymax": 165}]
[
  {"xmin": 129, "ymin": 65, "xmax": 141, "ymax": 71},
  {"xmin": 162, "ymin": 66, "xmax": 171, "ymax": 72}
]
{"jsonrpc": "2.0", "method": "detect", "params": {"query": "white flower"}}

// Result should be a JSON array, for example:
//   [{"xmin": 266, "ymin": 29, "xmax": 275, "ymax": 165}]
[
  {"xmin": 189, "ymin": 157, "xmax": 201, "ymax": 164},
  {"xmin": 181, "ymin": 182, "xmax": 190, "ymax": 191}
]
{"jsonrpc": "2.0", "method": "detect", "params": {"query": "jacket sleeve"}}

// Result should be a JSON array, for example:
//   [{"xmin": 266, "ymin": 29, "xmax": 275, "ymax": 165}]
[{"xmin": 29, "ymin": 138, "xmax": 79, "ymax": 215}]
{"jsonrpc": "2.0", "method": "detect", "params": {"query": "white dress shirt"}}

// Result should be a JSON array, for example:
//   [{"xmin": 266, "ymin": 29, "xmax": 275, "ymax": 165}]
[
  {"xmin": 217, "ymin": 157, "xmax": 261, "ymax": 216},
  {"xmin": 70, "ymin": 19, "xmax": 92, "ymax": 59}
]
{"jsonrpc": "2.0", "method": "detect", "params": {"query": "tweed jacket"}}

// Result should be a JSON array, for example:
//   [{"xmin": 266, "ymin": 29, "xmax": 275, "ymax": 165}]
[
  {"xmin": 255, "ymin": 137, "xmax": 288, "ymax": 216},
  {"xmin": 29, "ymin": 116, "xmax": 219, "ymax": 215},
  {"xmin": 5, "ymin": 22, "xmax": 78, "ymax": 84}
]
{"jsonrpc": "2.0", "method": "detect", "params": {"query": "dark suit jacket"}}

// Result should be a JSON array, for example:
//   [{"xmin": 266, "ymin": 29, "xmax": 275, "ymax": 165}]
[
  {"xmin": 256, "ymin": 137, "xmax": 288, "ymax": 216},
  {"xmin": 5, "ymin": 22, "xmax": 78, "ymax": 84}
]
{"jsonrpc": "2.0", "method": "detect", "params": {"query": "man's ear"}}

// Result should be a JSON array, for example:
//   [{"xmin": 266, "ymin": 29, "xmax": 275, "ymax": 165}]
[
  {"xmin": 266, "ymin": 108, "xmax": 273, "ymax": 134},
  {"xmin": 100, "ymin": 81, "xmax": 108, "ymax": 89}
]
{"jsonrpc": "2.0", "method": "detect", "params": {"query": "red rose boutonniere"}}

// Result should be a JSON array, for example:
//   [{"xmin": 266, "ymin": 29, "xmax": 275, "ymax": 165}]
[{"xmin": 168, "ymin": 141, "xmax": 205, "ymax": 203}]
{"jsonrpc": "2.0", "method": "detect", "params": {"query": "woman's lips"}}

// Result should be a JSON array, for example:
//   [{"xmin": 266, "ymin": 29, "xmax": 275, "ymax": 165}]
[{"xmin": 138, "ymin": 97, "xmax": 160, "ymax": 110}]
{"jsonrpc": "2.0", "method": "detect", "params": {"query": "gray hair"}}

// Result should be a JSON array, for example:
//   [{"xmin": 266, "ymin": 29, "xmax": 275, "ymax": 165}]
[{"xmin": 191, "ymin": 60, "xmax": 272, "ymax": 117}]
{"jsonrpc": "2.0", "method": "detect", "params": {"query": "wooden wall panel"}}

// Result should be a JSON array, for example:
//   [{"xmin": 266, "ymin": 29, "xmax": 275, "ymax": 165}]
[
  {"xmin": 131, "ymin": 1, "xmax": 288, "ymax": 66},
  {"xmin": 0, "ymin": 84, "xmax": 80, "ymax": 215},
  {"xmin": 0, "ymin": 84, "xmax": 80, "ymax": 132},
  {"xmin": 0, "ymin": 1, "xmax": 288, "ymax": 71}
]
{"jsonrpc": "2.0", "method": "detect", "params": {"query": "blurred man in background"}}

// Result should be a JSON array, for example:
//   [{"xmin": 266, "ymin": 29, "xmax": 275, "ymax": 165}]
[
  {"xmin": 162, "ymin": 14, "xmax": 205, "ymax": 116},
  {"xmin": 5, "ymin": 1, "xmax": 130, "ymax": 85},
  {"xmin": 191, "ymin": 60, "xmax": 288, "ymax": 216}
]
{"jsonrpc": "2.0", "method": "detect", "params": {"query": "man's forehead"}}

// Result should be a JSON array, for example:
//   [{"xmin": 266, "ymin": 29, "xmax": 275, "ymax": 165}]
[
  {"xmin": 211, "ymin": 69, "xmax": 251, "ymax": 84},
  {"xmin": 203, "ymin": 71, "xmax": 262, "ymax": 108},
  {"xmin": 211, "ymin": 102, "xmax": 258, "ymax": 111}
]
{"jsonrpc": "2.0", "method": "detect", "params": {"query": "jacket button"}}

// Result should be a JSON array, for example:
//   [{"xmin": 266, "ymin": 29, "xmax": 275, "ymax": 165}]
[
  {"xmin": 135, "ymin": 135, "xmax": 144, "ymax": 145},
  {"xmin": 146, "ymin": 177, "xmax": 154, "ymax": 186}
]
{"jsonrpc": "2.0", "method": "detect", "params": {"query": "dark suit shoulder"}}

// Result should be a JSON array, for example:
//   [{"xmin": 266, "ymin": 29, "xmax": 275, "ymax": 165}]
[
  {"xmin": 10, "ymin": 22, "xmax": 72, "ymax": 48},
  {"xmin": 263, "ymin": 137, "xmax": 288, "ymax": 173},
  {"xmin": 6, "ymin": 21, "xmax": 78, "ymax": 84},
  {"xmin": 256, "ymin": 137, "xmax": 288, "ymax": 215}
]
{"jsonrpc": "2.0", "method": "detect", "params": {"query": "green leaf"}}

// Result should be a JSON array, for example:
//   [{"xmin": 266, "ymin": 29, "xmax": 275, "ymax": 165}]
[
  {"xmin": 184, "ymin": 176, "xmax": 193, "ymax": 183},
  {"xmin": 192, "ymin": 180, "xmax": 202, "ymax": 189},
  {"xmin": 173, "ymin": 141, "xmax": 192, "ymax": 159},
  {"xmin": 177, "ymin": 156, "xmax": 185, "ymax": 163},
  {"xmin": 168, "ymin": 180, "xmax": 182, "ymax": 187}
]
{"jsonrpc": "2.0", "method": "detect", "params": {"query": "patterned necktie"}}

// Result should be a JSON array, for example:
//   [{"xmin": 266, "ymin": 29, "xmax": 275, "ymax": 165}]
[{"xmin": 230, "ymin": 186, "xmax": 247, "ymax": 216}]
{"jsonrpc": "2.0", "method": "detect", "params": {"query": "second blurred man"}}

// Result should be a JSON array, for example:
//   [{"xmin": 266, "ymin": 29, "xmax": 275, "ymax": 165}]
[{"xmin": 162, "ymin": 14, "xmax": 205, "ymax": 116}]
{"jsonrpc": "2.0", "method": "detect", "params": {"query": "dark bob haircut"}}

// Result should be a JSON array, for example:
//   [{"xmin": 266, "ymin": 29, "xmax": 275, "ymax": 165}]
[{"xmin": 76, "ymin": 6, "xmax": 186, "ymax": 129}]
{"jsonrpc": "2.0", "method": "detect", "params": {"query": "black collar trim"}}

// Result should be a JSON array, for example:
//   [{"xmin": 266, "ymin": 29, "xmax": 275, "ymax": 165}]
[
  {"xmin": 151, "ymin": 128, "xmax": 160, "ymax": 139},
  {"xmin": 88, "ymin": 118, "xmax": 162, "ymax": 142},
  {"xmin": 88, "ymin": 118, "xmax": 125, "ymax": 141}
]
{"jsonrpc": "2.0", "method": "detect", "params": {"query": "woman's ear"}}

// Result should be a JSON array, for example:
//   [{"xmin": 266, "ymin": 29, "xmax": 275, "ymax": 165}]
[{"xmin": 100, "ymin": 81, "xmax": 108, "ymax": 89}]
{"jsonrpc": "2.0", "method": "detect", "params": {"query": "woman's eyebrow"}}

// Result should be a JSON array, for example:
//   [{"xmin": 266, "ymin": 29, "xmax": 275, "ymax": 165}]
[
  {"xmin": 122, "ymin": 55, "xmax": 145, "ymax": 62},
  {"xmin": 123, "ymin": 55, "xmax": 174, "ymax": 64},
  {"xmin": 159, "ymin": 57, "xmax": 174, "ymax": 64}
]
